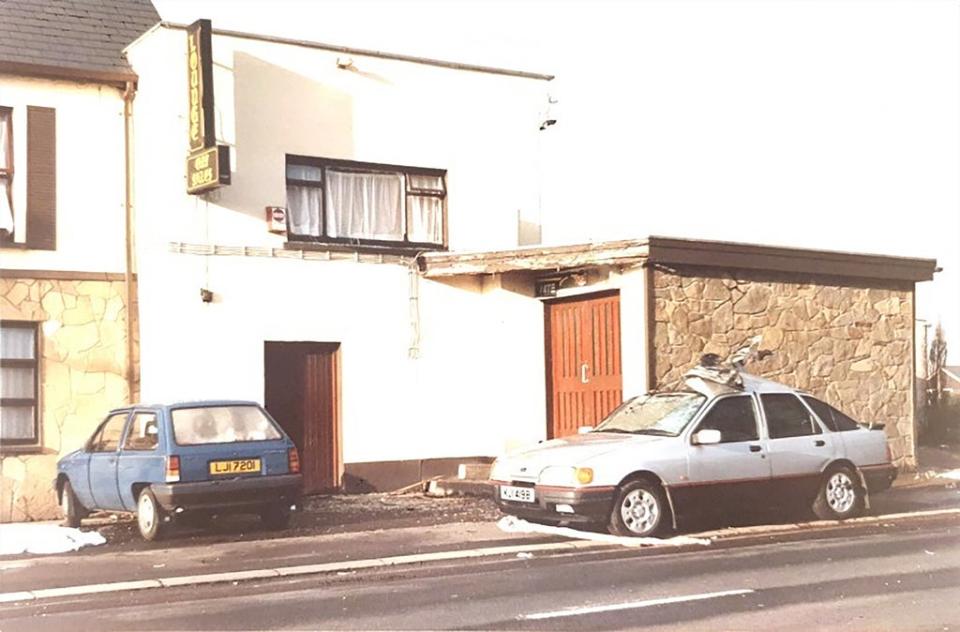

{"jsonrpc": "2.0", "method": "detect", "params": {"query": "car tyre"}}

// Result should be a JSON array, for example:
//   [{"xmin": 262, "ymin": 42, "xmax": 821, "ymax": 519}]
[
  {"xmin": 812, "ymin": 466, "xmax": 865, "ymax": 520},
  {"xmin": 137, "ymin": 487, "xmax": 165, "ymax": 541},
  {"xmin": 260, "ymin": 504, "xmax": 291, "ymax": 530},
  {"xmin": 60, "ymin": 480, "xmax": 86, "ymax": 528},
  {"xmin": 609, "ymin": 479, "xmax": 669, "ymax": 538}
]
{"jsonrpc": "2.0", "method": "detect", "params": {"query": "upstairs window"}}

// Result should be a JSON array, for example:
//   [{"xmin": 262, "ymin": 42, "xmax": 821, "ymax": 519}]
[
  {"xmin": 285, "ymin": 157, "xmax": 445, "ymax": 250},
  {"xmin": 0, "ymin": 107, "xmax": 12, "ymax": 236}
]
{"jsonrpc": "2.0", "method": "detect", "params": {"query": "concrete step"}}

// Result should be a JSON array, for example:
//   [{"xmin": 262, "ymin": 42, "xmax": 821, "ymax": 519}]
[{"xmin": 424, "ymin": 477, "xmax": 494, "ymax": 498}]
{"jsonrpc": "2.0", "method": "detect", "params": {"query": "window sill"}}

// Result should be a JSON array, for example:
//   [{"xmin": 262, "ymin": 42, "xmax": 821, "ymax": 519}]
[
  {"xmin": 284, "ymin": 240, "xmax": 446, "ymax": 258},
  {"xmin": 0, "ymin": 445, "xmax": 55, "ymax": 457}
]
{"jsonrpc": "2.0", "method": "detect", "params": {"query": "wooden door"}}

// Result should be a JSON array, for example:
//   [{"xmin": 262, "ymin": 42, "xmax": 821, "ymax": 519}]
[
  {"xmin": 264, "ymin": 342, "xmax": 341, "ymax": 494},
  {"xmin": 545, "ymin": 291, "xmax": 623, "ymax": 438}
]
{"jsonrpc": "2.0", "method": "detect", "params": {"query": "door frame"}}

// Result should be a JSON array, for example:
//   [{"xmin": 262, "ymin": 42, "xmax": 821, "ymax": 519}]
[
  {"xmin": 543, "ymin": 289, "xmax": 622, "ymax": 440},
  {"xmin": 263, "ymin": 341, "xmax": 343, "ymax": 493}
]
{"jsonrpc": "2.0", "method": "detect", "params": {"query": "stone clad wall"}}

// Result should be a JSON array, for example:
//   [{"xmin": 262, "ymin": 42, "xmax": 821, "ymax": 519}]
[
  {"xmin": 0, "ymin": 277, "xmax": 133, "ymax": 521},
  {"xmin": 652, "ymin": 266, "xmax": 916, "ymax": 468}
]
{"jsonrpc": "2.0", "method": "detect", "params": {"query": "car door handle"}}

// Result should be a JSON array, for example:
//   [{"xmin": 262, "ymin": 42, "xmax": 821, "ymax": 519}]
[
  {"xmin": 580, "ymin": 363, "xmax": 590, "ymax": 384},
  {"xmin": 749, "ymin": 445, "xmax": 762, "ymax": 452},
  {"xmin": 814, "ymin": 440, "xmax": 826, "ymax": 447}
]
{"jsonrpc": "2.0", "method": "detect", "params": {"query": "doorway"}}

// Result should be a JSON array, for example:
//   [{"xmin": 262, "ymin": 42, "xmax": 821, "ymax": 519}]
[
  {"xmin": 264, "ymin": 342, "xmax": 341, "ymax": 494},
  {"xmin": 544, "ymin": 291, "xmax": 623, "ymax": 438}
]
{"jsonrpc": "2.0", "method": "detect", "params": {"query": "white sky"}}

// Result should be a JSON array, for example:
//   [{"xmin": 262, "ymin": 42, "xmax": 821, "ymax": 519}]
[{"xmin": 155, "ymin": 0, "xmax": 960, "ymax": 361}]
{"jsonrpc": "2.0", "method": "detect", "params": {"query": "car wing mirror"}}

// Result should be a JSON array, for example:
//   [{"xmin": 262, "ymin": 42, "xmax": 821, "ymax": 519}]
[{"xmin": 692, "ymin": 429, "xmax": 722, "ymax": 445}]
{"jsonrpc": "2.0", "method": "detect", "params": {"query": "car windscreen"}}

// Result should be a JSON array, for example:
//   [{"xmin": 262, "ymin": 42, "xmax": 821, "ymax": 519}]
[
  {"xmin": 171, "ymin": 405, "xmax": 283, "ymax": 445},
  {"xmin": 593, "ymin": 392, "xmax": 706, "ymax": 436}
]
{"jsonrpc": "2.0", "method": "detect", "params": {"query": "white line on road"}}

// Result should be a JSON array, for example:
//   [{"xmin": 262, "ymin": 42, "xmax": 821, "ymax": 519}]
[{"xmin": 519, "ymin": 589, "xmax": 756, "ymax": 620}]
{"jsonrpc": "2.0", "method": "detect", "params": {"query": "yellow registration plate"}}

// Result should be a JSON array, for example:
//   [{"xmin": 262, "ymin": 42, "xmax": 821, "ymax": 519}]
[{"xmin": 209, "ymin": 459, "xmax": 261, "ymax": 475}]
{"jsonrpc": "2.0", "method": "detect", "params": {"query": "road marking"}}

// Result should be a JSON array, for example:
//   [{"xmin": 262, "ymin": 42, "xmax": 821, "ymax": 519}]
[
  {"xmin": 519, "ymin": 589, "xmax": 755, "ymax": 620},
  {"xmin": 0, "ymin": 540, "xmax": 607, "ymax": 604},
  {"xmin": 0, "ymin": 506, "xmax": 956, "ymax": 605}
]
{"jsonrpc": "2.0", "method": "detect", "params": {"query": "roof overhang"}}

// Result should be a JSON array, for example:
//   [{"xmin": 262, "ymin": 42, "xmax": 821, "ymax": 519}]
[
  {"xmin": 0, "ymin": 60, "xmax": 137, "ymax": 88},
  {"xmin": 418, "ymin": 235, "xmax": 939, "ymax": 283},
  {"xmin": 418, "ymin": 240, "xmax": 649, "ymax": 277}
]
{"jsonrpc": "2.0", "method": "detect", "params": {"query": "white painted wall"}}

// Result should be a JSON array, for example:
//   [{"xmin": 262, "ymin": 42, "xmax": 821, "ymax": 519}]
[
  {"xmin": 0, "ymin": 75, "xmax": 127, "ymax": 272},
  {"xmin": 126, "ymin": 27, "xmax": 556, "ymax": 462}
]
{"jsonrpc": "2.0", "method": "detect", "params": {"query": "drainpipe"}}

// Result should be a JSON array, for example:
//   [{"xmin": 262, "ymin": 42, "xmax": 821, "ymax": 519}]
[{"xmin": 122, "ymin": 81, "xmax": 138, "ymax": 403}]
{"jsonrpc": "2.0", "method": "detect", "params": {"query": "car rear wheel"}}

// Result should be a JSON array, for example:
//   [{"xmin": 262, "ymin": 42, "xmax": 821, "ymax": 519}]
[
  {"xmin": 609, "ymin": 479, "xmax": 669, "ymax": 537},
  {"xmin": 812, "ymin": 466, "xmax": 865, "ymax": 520},
  {"xmin": 260, "ymin": 504, "xmax": 291, "ymax": 530},
  {"xmin": 60, "ymin": 480, "xmax": 85, "ymax": 528},
  {"xmin": 137, "ymin": 488, "xmax": 165, "ymax": 541}
]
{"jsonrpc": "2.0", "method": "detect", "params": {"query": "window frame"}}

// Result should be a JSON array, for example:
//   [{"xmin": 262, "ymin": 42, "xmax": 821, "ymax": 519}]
[
  {"xmin": 691, "ymin": 393, "xmax": 760, "ymax": 444},
  {"xmin": 0, "ymin": 106, "xmax": 13, "ymax": 243},
  {"xmin": 89, "ymin": 412, "xmax": 130, "ymax": 453},
  {"xmin": 0, "ymin": 320, "xmax": 40, "ymax": 450},
  {"xmin": 284, "ymin": 155, "xmax": 447, "ymax": 252},
  {"xmin": 122, "ymin": 411, "xmax": 160, "ymax": 452}
]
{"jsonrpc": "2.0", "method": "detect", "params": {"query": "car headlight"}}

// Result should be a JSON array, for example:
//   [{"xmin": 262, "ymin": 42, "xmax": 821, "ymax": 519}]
[
  {"xmin": 489, "ymin": 459, "xmax": 510, "ymax": 482},
  {"xmin": 538, "ymin": 466, "xmax": 594, "ymax": 486}
]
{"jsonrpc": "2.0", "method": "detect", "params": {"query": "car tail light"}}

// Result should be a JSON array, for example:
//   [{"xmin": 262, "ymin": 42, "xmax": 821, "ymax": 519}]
[
  {"xmin": 288, "ymin": 448, "xmax": 301, "ymax": 474},
  {"xmin": 165, "ymin": 455, "xmax": 181, "ymax": 483}
]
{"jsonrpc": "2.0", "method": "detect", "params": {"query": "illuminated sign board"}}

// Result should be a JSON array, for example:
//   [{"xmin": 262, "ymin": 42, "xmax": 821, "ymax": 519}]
[
  {"xmin": 186, "ymin": 19, "xmax": 215, "ymax": 153},
  {"xmin": 186, "ymin": 145, "xmax": 231, "ymax": 194}
]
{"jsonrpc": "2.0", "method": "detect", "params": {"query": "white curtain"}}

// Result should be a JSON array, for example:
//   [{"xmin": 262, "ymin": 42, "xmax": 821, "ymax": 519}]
[
  {"xmin": 286, "ymin": 184, "xmax": 322, "ymax": 237},
  {"xmin": 285, "ymin": 165, "xmax": 322, "ymax": 237},
  {"xmin": 325, "ymin": 170, "xmax": 403, "ymax": 241},
  {"xmin": 0, "ymin": 326, "xmax": 34, "ymax": 359},
  {"xmin": 0, "ymin": 407, "xmax": 34, "ymax": 439},
  {"xmin": 0, "ymin": 110, "xmax": 12, "ymax": 234},
  {"xmin": 407, "ymin": 195, "xmax": 443, "ymax": 244}
]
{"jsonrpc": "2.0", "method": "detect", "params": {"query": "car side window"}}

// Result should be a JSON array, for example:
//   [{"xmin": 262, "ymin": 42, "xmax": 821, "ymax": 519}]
[
  {"xmin": 762, "ymin": 394, "xmax": 821, "ymax": 439},
  {"xmin": 123, "ymin": 413, "xmax": 159, "ymax": 451},
  {"xmin": 90, "ymin": 413, "xmax": 129, "ymax": 453},
  {"xmin": 801, "ymin": 396, "xmax": 860, "ymax": 432},
  {"xmin": 696, "ymin": 395, "xmax": 759, "ymax": 443}
]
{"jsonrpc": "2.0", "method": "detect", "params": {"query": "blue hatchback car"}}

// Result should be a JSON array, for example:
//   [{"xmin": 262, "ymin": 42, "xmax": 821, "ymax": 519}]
[{"xmin": 55, "ymin": 401, "xmax": 303, "ymax": 540}]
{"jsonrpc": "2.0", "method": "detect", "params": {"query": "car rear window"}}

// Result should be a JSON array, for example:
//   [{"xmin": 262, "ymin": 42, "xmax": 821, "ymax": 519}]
[
  {"xmin": 171, "ymin": 405, "xmax": 283, "ymax": 445},
  {"xmin": 801, "ymin": 396, "xmax": 861, "ymax": 432}
]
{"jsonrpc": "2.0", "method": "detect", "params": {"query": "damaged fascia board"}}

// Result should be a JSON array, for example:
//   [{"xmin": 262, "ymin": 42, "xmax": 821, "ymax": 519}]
[{"xmin": 418, "ymin": 240, "xmax": 650, "ymax": 278}]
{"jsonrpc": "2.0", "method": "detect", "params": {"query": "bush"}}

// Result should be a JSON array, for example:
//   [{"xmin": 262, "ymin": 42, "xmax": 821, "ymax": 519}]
[{"xmin": 925, "ymin": 397, "xmax": 960, "ymax": 445}]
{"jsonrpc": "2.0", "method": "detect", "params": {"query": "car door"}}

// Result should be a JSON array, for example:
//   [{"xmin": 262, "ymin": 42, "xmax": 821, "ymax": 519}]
[
  {"xmin": 87, "ymin": 411, "xmax": 130, "ymax": 510},
  {"xmin": 760, "ymin": 393, "xmax": 839, "ymax": 502},
  {"xmin": 679, "ymin": 394, "xmax": 771, "ymax": 510},
  {"xmin": 117, "ymin": 410, "xmax": 163, "ymax": 511}
]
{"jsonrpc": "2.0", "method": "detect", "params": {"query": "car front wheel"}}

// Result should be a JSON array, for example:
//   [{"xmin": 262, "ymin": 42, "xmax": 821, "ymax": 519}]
[
  {"xmin": 609, "ymin": 479, "xmax": 669, "ymax": 537},
  {"xmin": 137, "ymin": 488, "xmax": 165, "ymax": 541},
  {"xmin": 812, "ymin": 466, "xmax": 865, "ymax": 520},
  {"xmin": 60, "ymin": 480, "xmax": 85, "ymax": 528}
]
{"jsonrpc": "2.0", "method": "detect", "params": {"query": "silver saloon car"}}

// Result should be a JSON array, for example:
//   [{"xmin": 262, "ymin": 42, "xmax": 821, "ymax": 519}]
[{"xmin": 491, "ymin": 373, "xmax": 897, "ymax": 537}]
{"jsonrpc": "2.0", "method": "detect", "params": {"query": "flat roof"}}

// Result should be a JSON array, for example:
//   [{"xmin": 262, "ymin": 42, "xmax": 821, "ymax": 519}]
[{"xmin": 418, "ymin": 236, "xmax": 938, "ymax": 283}]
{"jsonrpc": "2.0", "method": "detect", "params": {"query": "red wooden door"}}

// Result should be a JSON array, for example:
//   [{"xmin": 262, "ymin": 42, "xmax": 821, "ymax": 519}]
[
  {"xmin": 265, "ymin": 342, "xmax": 341, "ymax": 494},
  {"xmin": 545, "ymin": 291, "xmax": 622, "ymax": 438}
]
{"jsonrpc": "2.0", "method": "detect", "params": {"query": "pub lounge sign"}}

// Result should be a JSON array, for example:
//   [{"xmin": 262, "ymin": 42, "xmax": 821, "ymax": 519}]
[{"xmin": 186, "ymin": 19, "xmax": 230, "ymax": 194}]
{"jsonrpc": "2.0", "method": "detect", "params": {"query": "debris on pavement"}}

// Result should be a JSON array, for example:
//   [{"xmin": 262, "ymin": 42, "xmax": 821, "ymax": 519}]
[
  {"xmin": 496, "ymin": 515, "xmax": 711, "ymax": 547},
  {"xmin": 0, "ymin": 522, "xmax": 106, "ymax": 556},
  {"xmin": 937, "ymin": 469, "xmax": 960, "ymax": 481}
]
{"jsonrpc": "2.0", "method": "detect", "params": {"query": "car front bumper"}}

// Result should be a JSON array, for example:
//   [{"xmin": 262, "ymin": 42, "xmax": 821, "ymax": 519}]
[
  {"xmin": 152, "ymin": 474, "xmax": 302, "ymax": 513},
  {"xmin": 493, "ymin": 482, "xmax": 615, "ymax": 524}
]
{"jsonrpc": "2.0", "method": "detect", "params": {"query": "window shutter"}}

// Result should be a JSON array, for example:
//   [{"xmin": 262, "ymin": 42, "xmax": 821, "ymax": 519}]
[{"xmin": 26, "ymin": 106, "xmax": 56, "ymax": 250}]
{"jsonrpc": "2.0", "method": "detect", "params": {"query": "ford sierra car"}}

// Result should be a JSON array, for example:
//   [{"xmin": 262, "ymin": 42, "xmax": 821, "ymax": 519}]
[{"xmin": 491, "ymin": 373, "xmax": 896, "ymax": 537}]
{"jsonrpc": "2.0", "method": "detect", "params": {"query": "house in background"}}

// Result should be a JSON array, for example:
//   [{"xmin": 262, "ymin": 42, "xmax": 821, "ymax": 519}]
[{"xmin": 0, "ymin": 0, "xmax": 158, "ymax": 521}]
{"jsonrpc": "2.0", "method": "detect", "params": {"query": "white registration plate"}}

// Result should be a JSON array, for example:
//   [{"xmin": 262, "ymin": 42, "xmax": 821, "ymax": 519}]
[{"xmin": 500, "ymin": 485, "xmax": 535, "ymax": 503}]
